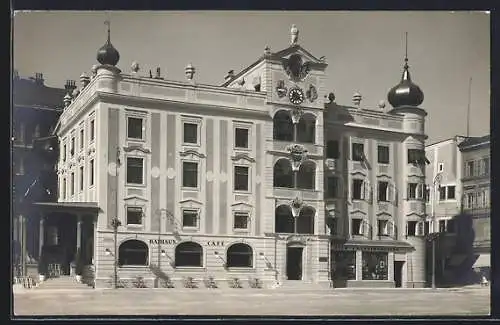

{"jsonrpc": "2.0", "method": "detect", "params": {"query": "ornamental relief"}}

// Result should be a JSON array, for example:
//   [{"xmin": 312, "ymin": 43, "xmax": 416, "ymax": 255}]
[{"xmin": 286, "ymin": 144, "xmax": 308, "ymax": 171}]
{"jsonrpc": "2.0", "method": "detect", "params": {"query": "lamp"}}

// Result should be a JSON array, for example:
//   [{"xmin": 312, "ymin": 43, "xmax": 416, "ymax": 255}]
[
  {"xmin": 105, "ymin": 248, "xmax": 112, "ymax": 256},
  {"xmin": 161, "ymin": 250, "xmax": 166, "ymax": 257}
]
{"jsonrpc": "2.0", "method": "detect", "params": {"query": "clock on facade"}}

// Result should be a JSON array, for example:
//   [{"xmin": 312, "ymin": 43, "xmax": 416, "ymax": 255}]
[{"xmin": 288, "ymin": 88, "xmax": 305, "ymax": 105}]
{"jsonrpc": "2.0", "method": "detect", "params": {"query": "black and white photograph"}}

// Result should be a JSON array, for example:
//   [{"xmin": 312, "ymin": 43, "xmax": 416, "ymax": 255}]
[{"xmin": 11, "ymin": 10, "xmax": 490, "ymax": 317}]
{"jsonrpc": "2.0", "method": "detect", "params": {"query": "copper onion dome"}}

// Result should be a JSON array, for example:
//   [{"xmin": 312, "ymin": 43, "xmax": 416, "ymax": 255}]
[{"xmin": 96, "ymin": 20, "xmax": 120, "ymax": 66}]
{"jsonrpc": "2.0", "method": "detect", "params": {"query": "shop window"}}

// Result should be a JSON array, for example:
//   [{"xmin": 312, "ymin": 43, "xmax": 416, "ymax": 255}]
[
  {"xmin": 234, "ymin": 166, "xmax": 249, "ymax": 191},
  {"xmin": 273, "ymin": 159, "xmax": 294, "ymax": 188},
  {"xmin": 127, "ymin": 207, "xmax": 143, "ymax": 225},
  {"xmin": 126, "ymin": 157, "xmax": 144, "ymax": 185},
  {"xmin": 127, "ymin": 117, "xmax": 144, "ymax": 140},
  {"xmin": 326, "ymin": 140, "xmax": 339, "ymax": 159},
  {"xmin": 182, "ymin": 162, "xmax": 198, "ymax": 188},
  {"xmin": 235, "ymin": 128, "xmax": 249, "ymax": 148},
  {"xmin": 226, "ymin": 243, "xmax": 253, "ymax": 268},
  {"xmin": 377, "ymin": 145, "xmax": 389, "ymax": 164},
  {"xmin": 118, "ymin": 240, "xmax": 148, "ymax": 266},
  {"xmin": 175, "ymin": 242, "xmax": 203, "ymax": 267},
  {"xmin": 362, "ymin": 252, "xmax": 388, "ymax": 280},
  {"xmin": 275, "ymin": 205, "xmax": 294, "ymax": 233},
  {"xmin": 332, "ymin": 251, "xmax": 356, "ymax": 280}
]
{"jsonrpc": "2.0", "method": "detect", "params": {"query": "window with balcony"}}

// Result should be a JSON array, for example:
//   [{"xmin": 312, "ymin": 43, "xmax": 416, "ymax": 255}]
[
  {"xmin": 235, "ymin": 128, "xmax": 249, "ymax": 149},
  {"xmin": 182, "ymin": 162, "xmax": 198, "ymax": 188},
  {"xmin": 297, "ymin": 161, "xmax": 315, "ymax": 190},
  {"xmin": 126, "ymin": 207, "xmax": 143, "ymax": 225},
  {"xmin": 352, "ymin": 143, "xmax": 364, "ymax": 161},
  {"xmin": 326, "ymin": 140, "xmax": 339, "ymax": 159},
  {"xmin": 234, "ymin": 166, "xmax": 249, "ymax": 191},
  {"xmin": 272, "ymin": 110, "xmax": 316, "ymax": 144},
  {"xmin": 127, "ymin": 117, "xmax": 144, "ymax": 140},
  {"xmin": 275, "ymin": 205, "xmax": 294, "ymax": 233},
  {"xmin": 377, "ymin": 145, "xmax": 390, "ymax": 164},
  {"xmin": 126, "ymin": 157, "xmax": 144, "ymax": 185}
]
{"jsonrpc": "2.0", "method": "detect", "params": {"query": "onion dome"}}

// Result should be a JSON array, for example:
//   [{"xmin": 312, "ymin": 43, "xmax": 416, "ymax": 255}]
[
  {"xmin": 387, "ymin": 56, "xmax": 424, "ymax": 108},
  {"xmin": 96, "ymin": 20, "xmax": 120, "ymax": 66}
]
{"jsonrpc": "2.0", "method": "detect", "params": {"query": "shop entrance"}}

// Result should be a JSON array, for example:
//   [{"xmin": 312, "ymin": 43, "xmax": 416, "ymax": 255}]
[
  {"xmin": 286, "ymin": 247, "xmax": 303, "ymax": 280},
  {"xmin": 394, "ymin": 261, "xmax": 404, "ymax": 288}
]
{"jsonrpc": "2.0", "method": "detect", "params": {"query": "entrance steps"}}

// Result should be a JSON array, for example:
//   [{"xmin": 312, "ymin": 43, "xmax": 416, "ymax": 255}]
[{"xmin": 35, "ymin": 276, "xmax": 94, "ymax": 290}]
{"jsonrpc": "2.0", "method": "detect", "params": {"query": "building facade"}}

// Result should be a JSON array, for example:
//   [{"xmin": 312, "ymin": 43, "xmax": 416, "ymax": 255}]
[
  {"xmin": 12, "ymin": 72, "xmax": 67, "ymax": 277},
  {"xmin": 47, "ymin": 25, "xmax": 431, "ymax": 288}
]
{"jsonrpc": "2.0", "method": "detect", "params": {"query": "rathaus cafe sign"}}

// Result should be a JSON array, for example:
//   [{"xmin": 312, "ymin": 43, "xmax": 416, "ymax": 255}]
[{"xmin": 149, "ymin": 239, "xmax": 225, "ymax": 247}]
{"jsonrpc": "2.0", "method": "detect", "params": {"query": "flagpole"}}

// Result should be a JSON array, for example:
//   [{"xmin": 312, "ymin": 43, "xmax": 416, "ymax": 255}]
[{"xmin": 466, "ymin": 77, "xmax": 472, "ymax": 137}]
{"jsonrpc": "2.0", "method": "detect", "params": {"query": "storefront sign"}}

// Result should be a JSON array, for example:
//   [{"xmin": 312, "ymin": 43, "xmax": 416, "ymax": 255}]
[
  {"xmin": 149, "ymin": 239, "xmax": 177, "ymax": 245},
  {"xmin": 207, "ymin": 241, "xmax": 224, "ymax": 247}
]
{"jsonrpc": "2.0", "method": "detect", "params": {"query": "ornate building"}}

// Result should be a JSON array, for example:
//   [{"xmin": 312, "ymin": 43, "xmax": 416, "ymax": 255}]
[{"xmin": 39, "ymin": 24, "xmax": 431, "ymax": 288}]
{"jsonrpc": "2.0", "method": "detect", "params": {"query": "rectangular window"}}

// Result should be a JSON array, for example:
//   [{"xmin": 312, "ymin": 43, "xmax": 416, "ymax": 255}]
[
  {"xmin": 62, "ymin": 178, "xmax": 66, "ymax": 200},
  {"xmin": 377, "ymin": 145, "xmax": 390, "ymax": 164},
  {"xmin": 407, "ymin": 149, "xmax": 427, "ymax": 164},
  {"xmin": 126, "ymin": 207, "xmax": 143, "ymax": 225},
  {"xmin": 326, "ymin": 140, "xmax": 340, "ymax": 159},
  {"xmin": 351, "ymin": 218, "xmax": 363, "ymax": 236},
  {"xmin": 127, "ymin": 117, "xmax": 144, "ymax": 140},
  {"xmin": 439, "ymin": 220, "xmax": 446, "ymax": 233},
  {"xmin": 234, "ymin": 166, "xmax": 249, "ymax": 191},
  {"xmin": 70, "ymin": 137, "xmax": 75, "ymax": 156},
  {"xmin": 63, "ymin": 143, "xmax": 67, "ymax": 162},
  {"xmin": 352, "ymin": 179, "xmax": 363, "ymax": 200},
  {"xmin": 70, "ymin": 172, "xmax": 75, "ymax": 196},
  {"xmin": 362, "ymin": 252, "xmax": 388, "ymax": 280},
  {"xmin": 79, "ymin": 129, "xmax": 84, "ymax": 149},
  {"xmin": 235, "ymin": 128, "xmax": 249, "ymax": 148},
  {"xmin": 408, "ymin": 183, "xmax": 418, "ymax": 200},
  {"xmin": 424, "ymin": 221, "xmax": 430, "ymax": 235},
  {"xmin": 439, "ymin": 186, "xmax": 446, "ymax": 200},
  {"xmin": 326, "ymin": 176, "xmax": 338, "ymax": 199},
  {"xmin": 352, "ymin": 143, "xmax": 364, "ymax": 161},
  {"xmin": 407, "ymin": 221, "xmax": 417, "ymax": 236},
  {"xmin": 234, "ymin": 212, "xmax": 249, "ymax": 230},
  {"xmin": 90, "ymin": 119, "xmax": 95, "ymax": 142},
  {"xmin": 182, "ymin": 162, "xmax": 198, "ymax": 188},
  {"xmin": 438, "ymin": 163, "xmax": 444, "ymax": 172},
  {"xmin": 377, "ymin": 219, "xmax": 389, "ymax": 236},
  {"xmin": 183, "ymin": 123, "xmax": 198, "ymax": 144},
  {"xmin": 89, "ymin": 159, "xmax": 94, "ymax": 186},
  {"xmin": 447, "ymin": 186, "xmax": 456, "ymax": 200},
  {"xmin": 483, "ymin": 158, "xmax": 490, "ymax": 176},
  {"xmin": 466, "ymin": 193, "xmax": 474, "ymax": 208},
  {"xmin": 182, "ymin": 210, "xmax": 198, "ymax": 228},
  {"xmin": 126, "ymin": 157, "xmax": 144, "ymax": 185},
  {"xmin": 79, "ymin": 166, "xmax": 84, "ymax": 191},
  {"xmin": 378, "ymin": 181, "xmax": 389, "ymax": 202}
]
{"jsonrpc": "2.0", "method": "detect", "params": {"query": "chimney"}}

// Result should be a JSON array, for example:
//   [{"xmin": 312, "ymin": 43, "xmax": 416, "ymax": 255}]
[
  {"xmin": 65, "ymin": 80, "xmax": 77, "ymax": 95},
  {"xmin": 155, "ymin": 67, "xmax": 164, "ymax": 80},
  {"xmin": 34, "ymin": 72, "xmax": 45, "ymax": 85},
  {"xmin": 224, "ymin": 70, "xmax": 235, "ymax": 82}
]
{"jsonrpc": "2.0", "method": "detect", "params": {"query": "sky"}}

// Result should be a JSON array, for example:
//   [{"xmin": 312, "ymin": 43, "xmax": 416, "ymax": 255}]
[{"xmin": 13, "ymin": 11, "xmax": 490, "ymax": 144}]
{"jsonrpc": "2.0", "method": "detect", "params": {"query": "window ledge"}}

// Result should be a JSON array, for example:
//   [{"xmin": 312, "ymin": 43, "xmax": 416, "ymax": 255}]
[
  {"xmin": 126, "ymin": 183, "xmax": 147, "ymax": 188},
  {"xmin": 174, "ymin": 267, "xmax": 206, "ymax": 271},
  {"xmin": 233, "ymin": 229, "xmax": 249, "ymax": 233},
  {"xmin": 226, "ymin": 267, "xmax": 255, "ymax": 272},
  {"xmin": 126, "ymin": 137, "xmax": 146, "ymax": 143},
  {"xmin": 118, "ymin": 265, "xmax": 149, "ymax": 269}
]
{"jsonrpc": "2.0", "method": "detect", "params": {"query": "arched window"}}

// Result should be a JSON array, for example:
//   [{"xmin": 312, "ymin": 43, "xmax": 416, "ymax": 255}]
[
  {"xmin": 296, "ymin": 114, "xmax": 316, "ymax": 143},
  {"xmin": 118, "ymin": 240, "xmax": 148, "ymax": 266},
  {"xmin": 275, "ymin": 205, "xmax": 294, "ymax": 233},
  {"xmin": 297, "ymin": 206, "xmax": 315, "ymax": 234},
  {"xmin": 273, "ymin": 110, "xmax": 294, "ymax": 141},
  {"xmin": 175, "ymin": 241, "xmax": 203, "ymax": 267},
  {"xmin": 226, "ymin": 243, "xmax": 253, "ymax": 268},
  {"xmin": 297, "ymin": 161, "xmax": 316, "ymax": 190},
  {"xmin": 273, "ymin": 159, "xmax": 294, "ymax": 188}
]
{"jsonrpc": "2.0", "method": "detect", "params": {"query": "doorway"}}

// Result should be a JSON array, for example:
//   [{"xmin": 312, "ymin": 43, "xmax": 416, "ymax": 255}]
[
  {"xmin": 286, "ymin": 247, "xmax": 303, "ymax": 280},
  {"xmin": 394, "ymin": 261, "xmax": 405, "ymax": 288}
]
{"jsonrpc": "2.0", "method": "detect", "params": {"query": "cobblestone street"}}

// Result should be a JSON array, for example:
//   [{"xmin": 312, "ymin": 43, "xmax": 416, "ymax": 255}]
[{"xmin": 13, "ymin": 286, "xmax": 490, "ymax": 316}]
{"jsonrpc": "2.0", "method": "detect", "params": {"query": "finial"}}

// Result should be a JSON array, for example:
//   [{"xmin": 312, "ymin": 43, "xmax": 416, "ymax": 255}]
[
  {"xmin": 104, "ymin": 14, "xmax": 111, "ymax": 43},
  {"xmin": 91, "ymin": 65, "xmax": 98, "ymax": 78},
  {"xmin": 264, "ymin": 46, "xmax": 271, "ymax": 56},
  {"xmin": 185, "ymin": 63, "xmax": 195, "ymax": 80},
  {"xmin": 352, "ymin": 92, "xmax": 362, "ymax": 107},
  {"xmin": 404, "ymin": 31, "xmax": 409, "ymax": 68},
  {"xmin": 378, "ymin": 100, "xmax": 386, "ymax": 109},
  {"xmin": 291, "ymin": 24, "xmax": 298, "ymax": 45},
  {"xmin": 131, "ymin": 61, "xmax": 140, "ymax": 74},
  {"xmin": 63, "ymin": 94, "xmax": 72, "ymax": 108},
  {"xmin": 80, "ymin": 72, "xmax": 90, "ymax": 88},
  {"xmin": 327, "ymin": 92, "xmax": 336, "ymax": 103}
]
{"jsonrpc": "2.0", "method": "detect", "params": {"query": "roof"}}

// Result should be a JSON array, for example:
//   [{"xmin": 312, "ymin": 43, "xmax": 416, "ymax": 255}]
[
  {"xmin": 13, "ymin": 77, "xmax": 66, "ymax": 109},
  {"xmin": 458, "ymin": 135, "xmax": 490, "ymax": 150},
  {"xmin": 31, "ymin": 201, "xmax": 100, "ymax": 213}
]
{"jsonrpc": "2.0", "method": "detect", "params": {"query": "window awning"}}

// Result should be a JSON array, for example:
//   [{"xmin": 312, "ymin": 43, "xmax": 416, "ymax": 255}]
[{"xmin": 473, "ymin": 253, "xmax": 490, "ymax": 269}]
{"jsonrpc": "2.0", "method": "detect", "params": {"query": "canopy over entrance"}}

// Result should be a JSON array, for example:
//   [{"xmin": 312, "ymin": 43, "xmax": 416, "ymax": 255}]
[{"xmin": 31, "ymin": 202, "xmax": 100, "ymax": 215}]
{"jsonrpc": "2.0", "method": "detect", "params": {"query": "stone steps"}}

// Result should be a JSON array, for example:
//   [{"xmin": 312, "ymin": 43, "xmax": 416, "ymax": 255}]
[{"xmin": 35, "ymin": 276, "xmax": 94, "ymax": 290}]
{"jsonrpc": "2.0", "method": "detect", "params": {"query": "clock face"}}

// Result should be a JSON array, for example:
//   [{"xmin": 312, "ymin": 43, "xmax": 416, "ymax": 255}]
[{"xmin": 288, "ymin": 88, "xmax": 304, "ymax": 105}]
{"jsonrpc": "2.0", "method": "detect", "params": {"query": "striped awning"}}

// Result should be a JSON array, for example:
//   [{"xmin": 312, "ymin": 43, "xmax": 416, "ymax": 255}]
[{"xmin": 473, "ymin": 253, "xmax": 490, "ymax": 269}]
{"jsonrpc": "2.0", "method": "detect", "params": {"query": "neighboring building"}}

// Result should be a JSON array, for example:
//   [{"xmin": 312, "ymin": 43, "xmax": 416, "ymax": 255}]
[
  {"xmin": 12, "ymin": 72, "xmax": 67, "ymax": 277},
  {"xmin": 38, "ymin": 25, "xmax": 431, "ymax": 289},
  {"xmin": 458, "ymin": 135, "xmax": 490, "ymax": 280}
]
